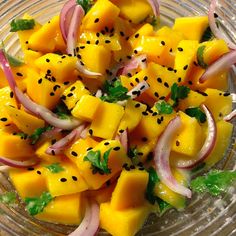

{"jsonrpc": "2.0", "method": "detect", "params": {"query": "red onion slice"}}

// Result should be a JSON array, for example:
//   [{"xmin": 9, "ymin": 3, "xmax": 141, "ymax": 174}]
[
  {"xmin": 199, "ymin": 50, "xmax": 236, "ymax": 83},
  {"xmin": 60, "ymin": 0, "xmax": 77, "ymax": 42},
  {"xmin": 0, "ymin": 157, "xmax": 39, "ymax": 169},
  {"xmin": 69, "ymin": 199, "xmax": 99, "ymax": 236},
  {"xmin": 46, "ymin": 124, "xmax": 86, "ymax": 155},
  {"xmin": 176, "ymin": 105, "xmax": 217, "ymax": 169},
  {"xmin": 224, "ymin": 109, "xmax": 236, "ymax": 122},
  {"xmin": 154, "ymin": 116, "xmax": 192, "ymax": 198},
  {"xmin": 119, "ymin": 129, "xmax": 128, "ymax": 154},
  {"xmin": 127, "ymin": 81, "xmax": 150, "ymax": 99},
  {"xmin": 147, "ymin": 0, "xmax": 160, "ymax": 17},
  {"xmin": 208, "ymin": 0, "xmax": 236, "ymax": 50},
  {"xmin": 121, "ymin": 55, "xmax": 147, "ymax": 75}
]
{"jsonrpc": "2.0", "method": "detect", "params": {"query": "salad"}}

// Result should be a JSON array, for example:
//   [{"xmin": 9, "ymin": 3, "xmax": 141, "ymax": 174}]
[{"xmin": 0, "ymin": 0, "xmax": 236, "ymax": 235}]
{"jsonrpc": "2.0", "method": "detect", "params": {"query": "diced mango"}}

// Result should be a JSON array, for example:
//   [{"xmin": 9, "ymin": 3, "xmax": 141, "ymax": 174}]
[
  {"xmin": 36, "ymin": 193, "xmax": 84, "ymax": 225},
  {"xmin": 111, "ymin": 169, "xmax": 149, "ymax": 210},
  {"xmin": 71, "ymin": 94, "xmax": 102, "ymax": 122},
  {"xmin": 24, "ymin": 50, "xmax": 43, "ymax": 67}
]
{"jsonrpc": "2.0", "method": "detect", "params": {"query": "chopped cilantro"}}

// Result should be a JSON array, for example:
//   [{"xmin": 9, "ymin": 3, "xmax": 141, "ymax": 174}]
[
  {"xmin": 171, "ymin": 83, "xmax": 190, "ymax": 107},
  {"xmin": 185, "ymin": 107, "xmax": 207, "ymax": 123},
  {"xmin": 201, "ymin": 26, "xmax": 214, "ymax": 43},
  {"xmin": 54, "ymin": 103, "xmax": 70, "ymax": 120},
  {"xmin": 155, "ymin": 101, "xmax": 173, "ymax": 115},
  {"xmin": 150, "ymin": 16, "xmax": 159, "ymax": 28},
  {"xmin": 45, "ymin": 163, "xmax": 65, "ymax": 174},
  {"xmin": 10, "ymin": 19, "xmax": 35, "ymax": 32},
  {"xmin": 100, "ymin": 80, "xmax": 130, "ymax": 103},
  {"xmin": 190, "ymin": 170, "xmax": 236, "ymax": 196},
  {"xmin": 29, "ymin": 126, "xmax": 53, "ymax": 145},
  {"xmin": 156, "ymin": 198, "xmax": 172, "ymax": 214},
  {"xmin": 16, "ymin": 132, "xmax": 28, "ymax": 139},
  {"xmin": 76, "ymin": 0, "xmax": 92, "ymax": 13},
  {"xmin": 84, "ymin": 148, "xmax": 112, "ymax": 174},
  {"xmin": 0, "ymin": 192, "xmax": 17, "ymax": 206},
  {"xmin": 197, "ymin": 45, "xmax": 208, "ymax": 69},
  {"xmin": 127, "ymin": 147, "xmax": 139, "ymax": 165},
  {"xmin": 25, "ymin": 192, "xmax": 53, "ymax": 216},
  {"xmin": 191, "ymin": 162, "xmax": 206, "ymax": 174}
]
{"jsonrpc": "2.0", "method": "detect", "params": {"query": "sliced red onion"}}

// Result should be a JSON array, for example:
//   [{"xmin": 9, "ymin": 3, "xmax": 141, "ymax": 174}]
[
  {"xmin": 75, "ymin": 61, "xmax": 101, "ymax": 77},
  {"xmin": 60, "ymin": 0, "xmax": 77, "ymax": 42},
  {"xmin": 208, "ymin": 0, "xmax": 236, "ymax": 50},
  {"xmin": 95, "ymin": 89, "xmax": 102, "ymax": 98},
  {"xmin": 80, "ymin": 126, "xmax": 89, "ymax": 139},
  {"xmin": 0, "ymin": 157, "xmax": 39, "ymax": 169},
  {"xmin": 127, "ymin": 81, "xmax": 150, "ymax": 99},
  {"xmin": 46, "ymin": 124, "xmax": 86, "ymax": 155},
  {"xmin": 224, "ymin": 109, "xmax": 236, "ymax": 122},
  {"xmin": 154, "ymin": 116, "xmax": 192, "ymax": 198},
  {"xmin": 199, "ymin": 50, "xmax": 236, "ymax": 83},
  {"xmin": 0, "ymin": 165, "xmax": 10, "ymax": 172},
  {"xmin": 41, "ymin": 127, "xmax": 62, "ymax": 139},
  {"xmin": 176, "ymin": 105, "xmax": 217, "ymax": 169},
  {"xmin": 69, "ymin": 199, "xmax": 99, "ymax": 236},
  {"xmin": 121, "ymin": 55, "xmax": 147, "ymax": 75},
  {"xmin": 147, "ymin": 0, "xmax": 160, "ymax": 17},
  {"xmin": 119, "ymin": 129, "xmax": 128, "ymax": 153}
]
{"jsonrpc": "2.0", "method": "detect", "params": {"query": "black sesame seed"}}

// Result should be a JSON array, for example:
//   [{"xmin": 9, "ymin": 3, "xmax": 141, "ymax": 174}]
[
  {"xmin": 119, "ymin": 129, "xmax": 124, "ymax": 133},
  {"xmin": 188, "ymin": 81, "xmax": 193, "ymax": 85},
  {"xmin": 70, "ymin": 86, "xmax": 76, "ymax": 92},
  {"xmin": 154, "ymin": 92, "xmax": 159, "ymax": 98},
  {"xmin": 46, "ymin": 59, "xmax": 50, "ymax": 62},
  {"xmin": 183, "ymin": 65, "xmax": 188, "ymax": 70},
  {"xmin": 80, "ymin": 61, "xmax": 85, "ymax": 66},
  {"xmin": 143, "ymin": 76, "xmax": 148, "ymax": 81},
  {"xmin": 167, "ymin": 67, "xmax": 173, "ymax": 71},
  {"xmin": 105, "ymin": 26, "xmax": 109, "ymax": 32},
  {"xmin": 37, "ymin": 170, "xmax": 41, "ymax": 175},
  {"xmin": 127, "ymin": 55, "xmax": 132, "ymax": 59},
  {"xmin": 125, "ymin": 166, "xmax": 130, "ymax": 171},
  {"xmin": 10, "ymin": 91, "xmax": 14, "ymax": 98},
  {"xmin": 137, "ymin": 152, "xmax": 143, "ymax": 156},
  {"xmin": 135, "ymin": 103, "xmax": 141, "ymax": 108},
  {"xmin": 51, "ymin": 150, "xmax": 55, "ymax": 156},
  {"xmin": 157, "ymin": 77, "xmax": 162, "ymax": 83},
  {"xmin": 161, "ymin": 41, "xmax": 165, "ymax": 46},
  {"xmin": 134, "ymin": 50, "xmax": 138, "ymax": 54},
  {"xmin": 113, "ymin": 146, "xmax": 121, "ymax": 151},
  {"xmin": 71, "ymin": 151, "xmax": 78, "ymax": 157},
  {"xmin": 94, "ymin": 18, "xmax": 99, "ymax": 23},
  {"xmin": 77, "ymin": 54, "xmax": 82, "ymax": 59},
  {"xmin": 16, "ymin": 72, "xmax": 23, "ymax": 77},
  {"xmin": 72, "ymin": 176, "xmax": 78, "ymax": 181},
  {"xmin": 142, "ymin": 137, "xmax": 148, "ymax": 142},
  {"xmin": 142, "ymin": 111, "xmax": 148, "ymax": 116},
  {"xmin": 214, "ymin": 13, "xmax": 219, "ymax": 18},
  {"xmin": 0, "ymin": 118, "xmax": 7, "ymax": 122},
  {"xmin": 141, "ymin": 58, "xmax": 147, "ymax": 62},
  {"xmin": 223, "ymin": 92, "xmax": 230, "ymax": 96},
  {"xmin": 25, "ymin": 41, "xmax": 29, "ymax": 44},
  {"xmin": 135, "ymin": 78, "xmax": 140, "ymax": 83},
  {"xmin": 169, "ymin": 48, "xmax": 173, "ymax": 52},
  {"xmin": 178, "ymin": 77, "xmax": 182, "ymax": 83},
  {"xmin": 164, "ymin": 82, "xmax": 169, "ymax": 88},
  {"xmin": 67, "ymin": 93, "xmax": 73, "ymax": 97},
  {"xmin": 130, "ymin": 165, "xmax": 135, "ymax": 169},
  {"xmin": 38, "ymin": 78, "xmax": 43, "ymax": 84},
  {"xmin": 178, "ymin": 47, "xmax": 184, "ymax": 52},
  {"xmin": 152, "ymin": 112, "xmax": 158, "ymax": 116},
  {"xmin": 139, "ymin": 167, "xmax": 145, "ymax": 171},
  {"xmin": 87, "ymin": 147, "xmax": 93, "ymax": 151},
  {"xmin": 60, "ymin": 178, "xmax": 67, "ymax": 182},
  {"xmin": 157, "ymin": 118, "xmax": 162, "ymax": 124},
  {"xmin": 95, "ymin": 40, "xmax": 99, "ymax": 45},
  {"xmin": 50, "ymin": 92, "xmax": 55, "ymax": 96},
  {"xmin": 105, "ymin": 40, "xmax": 111, "ymax": 44},
  {"xmin": 89, "ymin": 129, "xmax": 93, "ymax": 135},
  {"xmin": 104, "ymin": 142, "xmax": 110, "ymax": 146},
  {"xmin": 134, "ymin": 33, "xmax": 139, "ymax": 38},
  {"xmin": 159, "ymin": 96, "xmax": 166, "ymax": 100},
  {"xmin": 61, "ymin": 55, "xmax": 66, "ymax": 59},
  {"xmin": 193, "ymin": 61, "xmax": 199, "ymax": 66},
  {"xmin": 51, "ymin": 139, "xmax": 57, "ymax": 145},
  {"xmin": 80, "ymin": 46, "xmax": 85, "ymax": 49},
  {"xmin": 27, "ymin": 167, "xmax": 34, "ymax": 171},
  {"xmin": 127, "ymin": 73, "xmax": 132, "ymax": 77}
]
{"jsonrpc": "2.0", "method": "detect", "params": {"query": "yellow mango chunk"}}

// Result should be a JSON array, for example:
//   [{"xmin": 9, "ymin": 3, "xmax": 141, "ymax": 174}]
[
  {"xmin": 5, "ymin": 105, "xmax": 45, "ymax": 135},
  {"xmin": 100, "ymin": 202, "xmax": 151, "ymax": 236},
  {"xmin": 111, "ymin": 169, "xmax": 149, "ymax": 210},
  {"xmin": 24, "ymin": 50, "xmax": 43, "ymax": 67},
  {"xmin": 34, "ymin": 53, "xmax": 77, "ymax": 83},
  {"xmin": 82, "ymin": 0, "xmax": 120, "ymax": 31},
  {"xmin": 62, "ymin": 80, "xmax": 90, "ymax": 110},
  {"xmin": 90, "ymin": 101, "xmax": 124, "ymax": 139},
  {"xmin": 78, "ymin": 43, "xmax": 111, "ymax": 75},
  {"xmin": 173, "ymin": 16, "xmax": 209, "ymax": 41},
  {"xmin": 36, "ymin": 193, "xmax": 84, "ymax": 225},
  {"xmin": 71, "ymin": 94, "xmax": 102, "ymax": 122},
  {"xmin": 9, "ymin": 166, "xmax": 47, "ymax": 198},
  {"xmin": 45, "ymin": 161, "xmax": 88, "ymax": 197}
]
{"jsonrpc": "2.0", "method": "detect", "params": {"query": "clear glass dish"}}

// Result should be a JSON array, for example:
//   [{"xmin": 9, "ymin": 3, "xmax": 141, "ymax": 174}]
[{"xmin": 0, "ymin": 0, "xmax": 235, "ymax": 235}]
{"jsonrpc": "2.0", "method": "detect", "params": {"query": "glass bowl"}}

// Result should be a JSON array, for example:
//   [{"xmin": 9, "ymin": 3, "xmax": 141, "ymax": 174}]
[{"xmin": 0, "ymin": 0, "xmax": 235, "ymax": 235}]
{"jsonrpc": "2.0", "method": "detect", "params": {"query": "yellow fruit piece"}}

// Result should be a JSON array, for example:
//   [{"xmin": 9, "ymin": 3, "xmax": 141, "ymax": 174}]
[
  {"xmin": 82, "ymin": 0, "xmax": 120, "ymax": 31},
  {"xmin": 78, "ymin": 43, "xmax": 111, "ymax": 75},
  {"xmin": 45, "ymin": 161, "xmax": 88, "ymax": 197},
  {"xmin": 9, "ymin": 166, "xmax": 47, "ymax": 198},
  {"xmin": 71, "ymin": 94, "xmax": 102, "ymax": 121},
  {"xmin": 154, "ymin": 168, "xmax": 188, "ymax": 210},
  {"xmin": 173, "ymin": 16, "xmax": 209, "ymax": 41},
  {"xmin": 5, "ymin": 105, "xmax": 45, "ymax": 135},
  {"xmin": 34, "ymin": 53, "xmax": 77, "ymax": 83},
  {"xmin": 100, "ymin": 202, "xmax": 151, "ymax": 236},
  {"xmin": 62, "ymin": 80, "xmax": 90, "ymax": 110},
  {"xmin": 90, "ymin": 101, "xmax": 124, "ymax": 139},
  {"xmin": 172, "ymin": 111, "xmax": 203, "ymax": 157},
  {"xmin": 203, "ymin": 88, "xmax": 232, "ymax": 121},
  {"xmin": 36, "ymin": 193, "xmax": 84, "ymax": 225},
  {"xmin": 111, "ymin": 169, "xmax": 149, "ymax": 210},
  {"xmin": 0, "ymin": 87, "xmax": 17, "ymax": 127},
  {"xmin": 75, "ymin": 140, "xmax": 131, "ymax": 189},
  {"xmin": 24, "ymin": 50, "xmax": 43, "ymax": 67},
  {"xmin": 205, "ymin": 120, "xmax": 233, "ymax": 168}
]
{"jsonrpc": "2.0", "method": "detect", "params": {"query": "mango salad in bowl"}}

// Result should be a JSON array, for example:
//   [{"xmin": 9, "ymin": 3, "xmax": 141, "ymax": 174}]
[{"xmin": 0, "ymin": 0, "xmax": 236, "ymax": 235}]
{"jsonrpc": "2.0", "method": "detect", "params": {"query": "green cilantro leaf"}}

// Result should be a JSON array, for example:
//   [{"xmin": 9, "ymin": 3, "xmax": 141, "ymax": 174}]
[
  {"xmin": 101, "ymin": 80, "xmax": 130, "ymax": 103},
  {"xmin": 10, "ymin": 19, "xmax": 35, "ymax": 32},
  {"xmin": 25, "ymin": 192, "xmax": 53, "ymax": 216},
  {"xmin": 54, "ymin": 103, "xmax": 70, "ymax": 120},
  {"xmin": 127, "ymin": 147, "xmax": 139, "ymax": 165},
  {"xmin": 76, "ymin": 0, "xmax": 92, "ymax": 13},
  {"xmin": 171, "ymin": 83, "xmax": 190, "ymax": 107},
  {"xmin": 190, "ymin": 170, "xmax": 236, "ymax": 196},
  {"xmin": 45, "ymin": 163, "xmax": 65, "ymax": 174},
  {"xmin": 155, "ymin": 101, "xmax": 173, "ymax": 115},
  {"xmin": 156, "ymin": 198, "xmax": 172, "ymax": 214},
  {"xmin": 201, "ymin": 26, "xmax": 214, "ymax": 43},
  {"xmin": 29, "ymin": 126, "xmax": 53, "ymax": 145},
  {"xmin": 84, "ymin": 149, "xmax": 112, "ymax": 174},
  {"xmin": 0, "ymin": 192, "xmax": 17, "ymax": 206},
  {"xmin": 197, "ymin": 45, "xmax": 208, "ymax": 69},
  {"xmin": 16, "ymin": 132, "xmax": 28, "ymax": 139},
  {"xmin": 185, "ymin": 107, "xmax": 207, "ymax": 123}
]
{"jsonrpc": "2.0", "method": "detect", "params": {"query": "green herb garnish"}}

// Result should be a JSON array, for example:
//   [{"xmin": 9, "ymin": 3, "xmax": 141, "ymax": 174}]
[
  {"xmin": 201, "ymin": 26, "xmax": 214, "ymax": 43},
  {"xmin": 127, "ymin": 147, "xmax": 139, "ymax": 165},
  {"xmin": 25, "ymin": 192, "xmax": 53, "ymax": 216},
  {"xmin": 171, "ymin": 83, "xmax": 190, "ymax": 107},
  {"xmin": 76, "ymin": 0, "xmax": 92, "ymax": 13},
  {"xmin": 29, "ymin": 126, "xmax": 53, "ymax": 145},
  {"xmin": 10, "ymin": 19, "xmax": 35, "ymax": 32},
  {"xmin": 54, "ymin": 103, "xmax": 70, "ymax": 120},
  {"xmin": 16, "ymin": 132, "xmax": 28, "ymax": 139},
  {"xmin": 155, "ymin": 100, "xmax": 173, "ymax": 115},
  {"xmin": 101, "ymin": 80, "xmax": 130, "ymax": 103},
  {"xmin": 84, "ymin": 148, "xmax": 112, "ymax": 174},
  {"xmin": 185, "ymin": 107, "xmax": 206, "ymax": 123},
  {"xmin": 197, "ymin": 45, "xmax": 208, "ymax": 69},
  {"xmin": 45, "ymin": 163, "xmax": 65, "ymax": 174},
  {"xmin": 191, "ymin": 170, "xmax": 236, "ymax": 196},
  {"xmin": 0, "ymin": 192, "xmax": 17, "ymax": 206}
]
